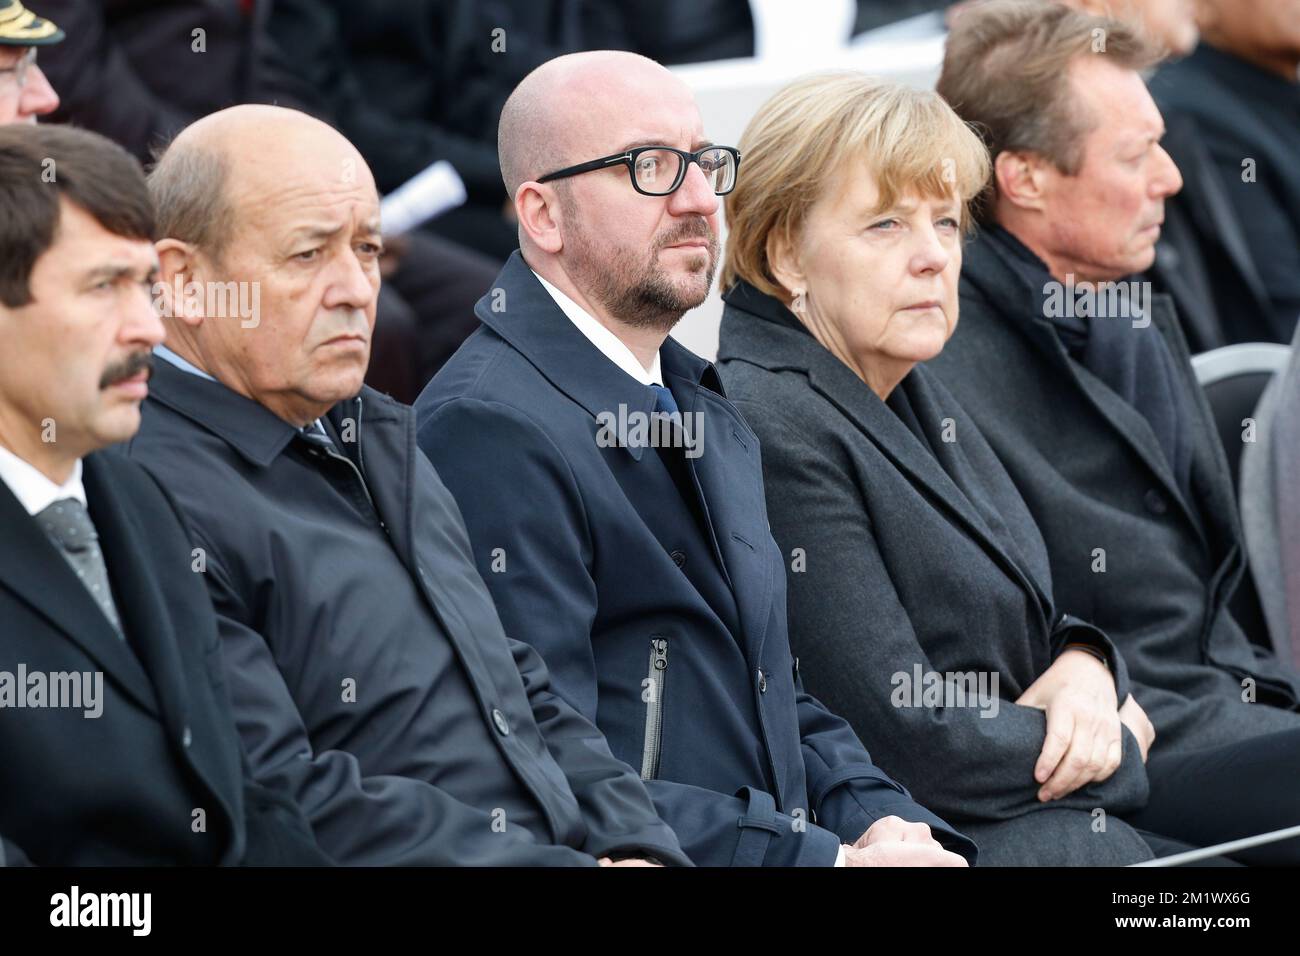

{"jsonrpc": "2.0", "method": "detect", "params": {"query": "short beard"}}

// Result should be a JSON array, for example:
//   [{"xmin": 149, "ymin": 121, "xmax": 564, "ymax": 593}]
[{"xmin": 562, "ymin": 199, "xmax": 718, "ymax": 334}]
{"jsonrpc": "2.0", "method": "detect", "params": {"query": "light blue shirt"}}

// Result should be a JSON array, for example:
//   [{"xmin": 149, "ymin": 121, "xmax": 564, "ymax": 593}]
[
  {"xmin": 154, "ymin": 344, "xmax": 331, "ymax": 441},
  {"xmin": 153, "ymin": 344, "xmax": 218, "ymax": 383}
]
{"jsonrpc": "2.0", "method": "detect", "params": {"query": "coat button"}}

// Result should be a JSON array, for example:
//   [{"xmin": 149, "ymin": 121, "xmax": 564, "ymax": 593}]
[
  {"xmin": 1143, "ymin": 489, "xmax": 1168, "ymax": 515},
  {"xmin": 182, "ymin": 726, "xmax": 193, "ymax": 748},
  {"xmin": 758, "ymin": 669, "xmax": 767, "ymax": 693},
  {"xmin": 670, "ymin": 550, "xmax": 686, "ymax": 568},
  {"xmin": 492, "ymin": 708, "xmax": 510, "ymax": 736}
]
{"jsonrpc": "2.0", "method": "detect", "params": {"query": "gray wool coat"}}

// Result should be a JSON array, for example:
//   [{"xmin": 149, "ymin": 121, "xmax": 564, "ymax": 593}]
[
  {"xmin": 927, "ymin": 226, "xmax": 1300, "ymax": 756},
  {"xmin": 717, "ymin": 281, "xmax": 1156, "ymax": 865}
]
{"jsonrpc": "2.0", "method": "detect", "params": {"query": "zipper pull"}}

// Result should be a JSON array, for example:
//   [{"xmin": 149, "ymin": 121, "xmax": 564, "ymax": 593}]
[{"xmin": 651, "ymin": 638, "xmax": 668, "ymax": 671}]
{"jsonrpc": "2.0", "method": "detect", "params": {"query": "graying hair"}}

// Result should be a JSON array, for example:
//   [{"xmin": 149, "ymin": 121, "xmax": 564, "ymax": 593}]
[{"xmin": 147, "ymin": 137, "xmax": 234, "ymax": 262}]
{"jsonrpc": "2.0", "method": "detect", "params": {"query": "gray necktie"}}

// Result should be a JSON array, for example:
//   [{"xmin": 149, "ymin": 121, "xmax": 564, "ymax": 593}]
[
  {"xmin": 298, "ymin": 420, "xmax": 336, "ymax": 453},
  {"xmin": 35, "ymin": 497, "xmax": 124, "ymax": 638}
]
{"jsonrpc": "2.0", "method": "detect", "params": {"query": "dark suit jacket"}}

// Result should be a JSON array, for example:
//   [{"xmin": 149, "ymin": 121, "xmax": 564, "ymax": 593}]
[
  {"xmin": 416, "ymin": 252, "xmax": 977, "ymax": 866},
  {"xmin": 0, "ymin": 450, "xmax": 326, "ymax": 866},
  {"xmin": 716, "ymin": 282, "xmax": 1154, "ymax": 865},
  {"xmin": 928, "ymin": 226, "xmax": 1300, "ymax": 755},
  {"xmin": 126, "ymin": 361, "xmax": 687, "ymax": 867}
]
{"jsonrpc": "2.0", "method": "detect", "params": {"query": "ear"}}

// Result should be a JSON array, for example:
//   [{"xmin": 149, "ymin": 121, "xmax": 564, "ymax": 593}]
[
  {"xmin": 766, "ymin": 228, "xmax": 806, "ymax": 305},
  {"xmin": 154, "ymin": 238, "xmax": 205, "ymax": 329},
  {"xmin": 514, "ymin": 182, "xmax": 563, "ymax": 255},
  {"xmin": 993, "ymin": 150, "xmax": 1051, "ymax": 214}
]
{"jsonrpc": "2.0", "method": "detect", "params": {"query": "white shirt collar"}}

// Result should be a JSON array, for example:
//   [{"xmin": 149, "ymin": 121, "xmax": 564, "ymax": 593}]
[
  {"xmin": 532, "ymin": 270, "xmax": 664, "ymax": 387},
  {"xmin": 0, "ymin": 443, "xmax": 87, "ymax": 516}
]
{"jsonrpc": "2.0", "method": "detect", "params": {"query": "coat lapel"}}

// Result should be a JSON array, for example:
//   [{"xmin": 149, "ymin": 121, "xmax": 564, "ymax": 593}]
[
  {"xmin": 83, "ymin": 454, "xmax": 192, "ymax": 734},
  {"xmin": 808, "ymin": 349, "xmax": 1055, "ymax": 608},
  {"xmin": 0, "ymin": 463, "xmax": 159, "ymax": 717},
  {"xmin": 719, "ymin": 285, "xmax": 1024, "ymax": 587},
  {"xmin": 965, "ymin": 234, "xmax": 1209, "ymax": 543},
  {"xmin": 474, "ymin": 253, "xmax": 660, "ymax": 454},
  {"xmin": 83, "ymin": 452, "xmax": 243, "ymax": 834},
  {"xmin": 1153, "ymin": 299, "xmax": 1242, "ymax": 555},
  {"xmin": 664, "ymin": 344, "xmax": 774, "ymax": 663},
  {"xmin": 1037, "ymin": 303, "xmax": 1209, "ymax": 547},
  {"xmin": 812, "ymin": 356, "xmax": 996, "ymax": 540}
]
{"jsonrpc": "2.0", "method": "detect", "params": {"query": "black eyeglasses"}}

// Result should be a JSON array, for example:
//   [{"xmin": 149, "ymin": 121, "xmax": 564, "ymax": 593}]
[{"xmin": 537, "ymin": 145, "xmax": 741, "ymax": 197}]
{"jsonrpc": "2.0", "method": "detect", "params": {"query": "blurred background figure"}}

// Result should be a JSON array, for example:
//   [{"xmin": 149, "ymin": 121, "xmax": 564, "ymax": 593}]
[
  {"xmin": 1060, "ymin": 0, "xmax": 1198, "ymax": 57},
  {"xmin": 0, "ymin": 0, "xmax": 61, "ymax": 124},
  {"xmin": 36, "ymin": 0, "xmax": 496, "ymax": 403},
  {"xmin": 1241, "ymin": 320, "xmax": 1300, "ymax": 673},
  {"xmin": 1151, "ymin": 0, "xmax": 1300, "ymax": 347},
  {"xmin": 266, "ymin": 0, "xmax": 961, "ymax": 263},
  {"xmin": 31, "ymin": 0, "xmax": 973, "ymax": 395}
]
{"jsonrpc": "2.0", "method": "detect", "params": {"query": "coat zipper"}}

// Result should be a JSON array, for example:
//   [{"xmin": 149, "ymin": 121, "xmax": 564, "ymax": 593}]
[
  {"xmin": 640, "ymin": 637, "xmax": 668, "ymax": 780},
  {"xmin": 319, "ymin": 398, "xmax": 385, "ymax": 531}
]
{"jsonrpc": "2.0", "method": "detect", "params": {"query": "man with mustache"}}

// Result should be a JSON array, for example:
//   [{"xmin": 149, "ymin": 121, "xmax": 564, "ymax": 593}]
[
  {"xmin": 125, "ymin": 104, "xmax": 688, "ymax": 866},
  {"xmin": 0, "ymin": 123, "xmax": 328, "ymax": 865},
  {"xmin": 416, "ymin": 51, "xmax": 975, "ymax": 867}
]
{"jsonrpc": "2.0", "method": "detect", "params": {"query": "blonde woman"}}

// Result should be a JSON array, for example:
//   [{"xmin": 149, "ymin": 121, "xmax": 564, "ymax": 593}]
[{"xmin": 714, "ymin": 74, "xmax": 1174, "ymax": 865}]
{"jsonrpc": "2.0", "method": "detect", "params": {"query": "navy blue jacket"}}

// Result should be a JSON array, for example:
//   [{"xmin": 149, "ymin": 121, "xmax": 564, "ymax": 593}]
[{"xmin": 416, "ymin": 252, "xmax": 977, "ymax": 866}]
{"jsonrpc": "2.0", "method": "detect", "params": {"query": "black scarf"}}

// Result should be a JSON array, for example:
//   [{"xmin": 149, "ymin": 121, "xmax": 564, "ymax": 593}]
[{"xmin": 984, "ymin": 224, "xmax": 1196, "ymax": 502}]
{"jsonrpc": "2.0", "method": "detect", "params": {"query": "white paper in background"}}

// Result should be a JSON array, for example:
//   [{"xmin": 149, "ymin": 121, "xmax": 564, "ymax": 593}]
[
  {"xmin": 379, "ymin": 160, "xmax": 468, "ymax": 236},
  {"xmin": 749, "ymin": 0, "xmax": 854, "ymax": 60}
]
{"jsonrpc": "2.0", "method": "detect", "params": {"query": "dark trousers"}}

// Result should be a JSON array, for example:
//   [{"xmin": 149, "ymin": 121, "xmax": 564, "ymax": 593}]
[{"xmin": 1129, "ymin": 728, "xmax": 1300, "ymax": 865}]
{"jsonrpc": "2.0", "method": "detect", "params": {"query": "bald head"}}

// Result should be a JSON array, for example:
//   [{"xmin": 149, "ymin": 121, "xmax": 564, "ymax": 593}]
[
  {"xmin": 498, "ymin": 51, "xmax": 697, "ymax": 198},
  {"xmin": 150, "ymin": 105, "xmax": 376, "ymax": 260},
  {"xmin": 499, "ymin": 50, "xmax": 723, "ymax": 345},
  {"xmin": 148, "ymin": 104, "xmax": 383, "ymax": 428}
]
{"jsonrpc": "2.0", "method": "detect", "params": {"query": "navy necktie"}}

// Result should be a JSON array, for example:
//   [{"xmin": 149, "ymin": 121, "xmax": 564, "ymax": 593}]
[{"xmin": 651, "ymin": 383, "xmax": 679, "ymax": 416}]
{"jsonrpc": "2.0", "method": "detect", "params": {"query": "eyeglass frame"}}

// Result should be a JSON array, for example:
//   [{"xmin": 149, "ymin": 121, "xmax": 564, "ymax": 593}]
[
  {"xmin": 0, "ymin": 47, "xmax": 37, "ymax": 91},
  {"xmin": 536, "ymin": 144, "xmax": 741, "ymax": 197}
]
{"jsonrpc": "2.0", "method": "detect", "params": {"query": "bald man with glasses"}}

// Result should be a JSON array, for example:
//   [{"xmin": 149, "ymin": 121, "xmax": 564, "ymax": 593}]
[
  {"xmin": 417, "ymin": 50, "xmax": 975, "ymax": 868},
  {"xmin": 0, "ymin": 0, "xmax": 60, "ymax": 124}
]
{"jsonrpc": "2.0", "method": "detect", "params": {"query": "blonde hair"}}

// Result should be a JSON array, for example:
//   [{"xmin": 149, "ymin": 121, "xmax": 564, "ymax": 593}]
[{"xmin": 721, "ymin": 73, "xmax": 991, "ymax": 298}]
